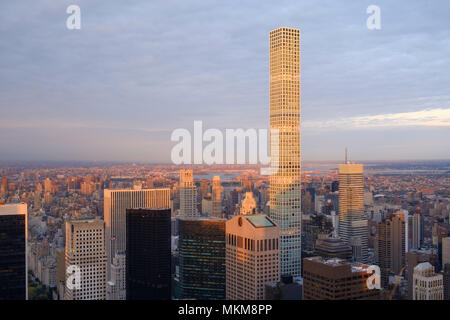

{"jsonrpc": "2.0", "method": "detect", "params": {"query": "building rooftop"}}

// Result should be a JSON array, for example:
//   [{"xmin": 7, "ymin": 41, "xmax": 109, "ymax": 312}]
[
  {"xmin": 305, "ymin": 256, "xmax": 371, "ymax": 273},
  {"xmin": 414, "ymin": 262, "xmax": 433, "ymax": 271},
  {"xmin": 244, "ymin": 214, "xmax": 276, "ymax": 228},
  {"xmin": 315, "ymin": 237, "xmax": 352, "ymax": 252},
  {"xmin": 0, "ymin": 202, "xmax": 27, "ymax": 215}
]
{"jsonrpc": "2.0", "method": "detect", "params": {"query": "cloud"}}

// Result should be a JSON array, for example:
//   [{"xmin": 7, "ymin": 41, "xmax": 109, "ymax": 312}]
[
  {"xmin": 1, "ymin": 1, "xmax": 450, "ymax": 161},
  {"xmin": 304, "ymin": 108, "xmax": 450, "ymax": 130}
]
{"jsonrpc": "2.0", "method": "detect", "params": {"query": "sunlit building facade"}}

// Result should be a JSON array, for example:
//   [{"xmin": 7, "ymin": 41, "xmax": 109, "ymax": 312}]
[
  {"xmin": 303, "ymin": 256, "xmax": 380, "ymax": 300},
  {"xmin": 211, "ymin": 175, "xmax": 223, "ymax": 218},
  {"xmin": 179, "ymin": 170, "xmax": 198, "ymax": 217},
  {"xmin": 269, "ymin": 27, "xmax": 302, "ymax": 277},
  {"xmin": 104, "ymin": 188, "xmax": 170, "ymax": 277},
  {"xmin": 338, "ymin": 159, "xmax": 368, "ymax": 263},
  {"xmin": 240, "ymin": 191, "xmax": 257, "ymax": 215},
  {"xmin": 226, "ymin": 215, "xmax": 280, "ymax": 300},
  {"xmin": 64, "ymin": 218, "xmax": 107, "ymax": 300}
]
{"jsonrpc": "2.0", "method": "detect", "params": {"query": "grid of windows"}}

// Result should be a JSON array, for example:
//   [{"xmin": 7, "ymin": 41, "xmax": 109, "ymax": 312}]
[
  {"xmin": 0, "ymin": 213, "xmax": 26, "ymax": 300},
  {"xmin": 64, "ymin": 219, "xmax": 107, "ymax": 300},
  {"xmin": 178, "ymin": 218, "xmax": 226, "ymax": 300},
  {"xmin": 269, "ymin": 27, "xmax": 302, "ymax": 277},
  {"xmin": 226, "ymin": 216, "xmax": 280, "ymax": 300}
]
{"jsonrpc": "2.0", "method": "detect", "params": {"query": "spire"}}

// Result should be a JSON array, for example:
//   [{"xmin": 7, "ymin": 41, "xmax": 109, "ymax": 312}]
[{"xmin": 345, "ymin": 148, "xmax": 349, "ymax": 164}]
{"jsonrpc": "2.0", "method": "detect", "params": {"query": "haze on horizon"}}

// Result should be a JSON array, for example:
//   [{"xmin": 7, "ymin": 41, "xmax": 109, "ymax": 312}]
[{"xmin": 0, "ymin": 0, "xmax": 449, "ymax": 163}]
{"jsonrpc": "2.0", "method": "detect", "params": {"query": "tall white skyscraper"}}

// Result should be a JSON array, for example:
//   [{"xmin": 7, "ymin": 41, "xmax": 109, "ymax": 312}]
[
  {"xmin": 338, "ymin": 152, "xmax": 368, "ymax": 263},
  {"xmin": 104, "ymin": 188, "xmax": 170, "ymax": 278},
  {"xmin": 211, "ymin": 175, "xmax": 223, "ymax": 218},
  {"xmin": 179, "ymin": 170, "xmax": 198, "ymax": 217},
  {"xmin": 64, "ymin": 218, "xmax": 107, "ymax": 300},
  {"xmin": 269, "ymin": 27, "xmax": 302, "ymax": 277}
]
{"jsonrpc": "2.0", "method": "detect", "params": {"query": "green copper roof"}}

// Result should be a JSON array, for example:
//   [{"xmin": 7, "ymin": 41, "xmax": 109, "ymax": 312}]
[{"xmin": 244, "ymin": 215, "xmax": 276, "ymax": 228}]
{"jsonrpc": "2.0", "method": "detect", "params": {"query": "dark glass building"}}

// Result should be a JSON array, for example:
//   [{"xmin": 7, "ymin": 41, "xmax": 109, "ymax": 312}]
[
  {"xmin": 331, "ymin": 181, "xmax": 339, "ymax": 193},
  {"xmin": 178, "ymin": 217, "xmax": 226, "ymax": 300},
  {"xmin": 0, "ymin": 203, "xmax": 27, "ymax": 300},
  {"xmin": 126, "ymin": 208, "xmax": 171, "ymax": 300}
]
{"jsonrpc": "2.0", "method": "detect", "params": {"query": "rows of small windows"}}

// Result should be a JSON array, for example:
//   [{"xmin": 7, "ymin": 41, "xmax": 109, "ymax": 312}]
[{"xmin": 226, "ymin": 234, "xmax": 279, "ymax": 252}]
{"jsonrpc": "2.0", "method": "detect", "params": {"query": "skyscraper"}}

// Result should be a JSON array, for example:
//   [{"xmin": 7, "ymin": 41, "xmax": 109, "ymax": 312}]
[
  {"xmin": 0, "ymin": 176, "xmax": 7, "ymax": 193},
  {"xmin": 338, "ymin": 152, "xmax": 368, "ymax": 263},
  {"xmin": 269, "ymin": 27, "xmax": 302, "ymax": 277},
  {"xmin": 178, "ymin": 217, "xmax": 226, "ymax": 300},
  {"xmin": 376, "ymin": 212, "xmax": 406, "ymax": 287},
  {"xmin": 179, "ymin": 170, "xmax": 198, "ymax": 217},
  {"xmin": 442, "ymin": 237, "xmax": 450, "ymax": 270},
  {"xmin": 126, "ymin": 208, "xmax": 171, "ymax": 300},
  {"xmin": 240, "ymin": 191, "xmax": 257, "ymax": 215},
  {"xmin": 104, "ymin": 188, "xmax": 170, "ymax": 277},
  {"xmin": 443, "ymin": 264, "xmax": 450, "ymax": 300},
  {"xmin": 412, "ymin": 209, "xmax": 423, "ymax": 250},
  {"xmin": 413, "ymin": 262, "xmax": 444, "ymax": 300},
  {"xmin": 303, "ymin": 256, "xmax": 380, "ymax": 300},
  {"xmin": 226, "ymin": 215, "xmax": 280, "ymax": 300},
  {"xmin": 64, "ymin": 218, "xmax": 107, "ymax": 300},
  {"xmin": 406, "ymin": 249, "xmax": 431, "ymax": 300},
  {"xmin": 211, "ymin": 175, "xmax": 223, "ymax": 218},
  {"xmin": 0, "ymin": 203, "xmax": 27, "ymax": 300},
  {"xmin": 314, "ymin": 237, "xmax": 353, "ymax": 261},
  {"xmin": 106, "ymin": 253, "xmax": 126, "ymax": 300}
]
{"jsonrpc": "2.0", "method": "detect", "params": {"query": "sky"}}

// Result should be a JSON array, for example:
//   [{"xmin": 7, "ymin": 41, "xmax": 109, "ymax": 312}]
[{"xmin": 0, "ymin": 0, "xmax": 449, "ymax": 163}]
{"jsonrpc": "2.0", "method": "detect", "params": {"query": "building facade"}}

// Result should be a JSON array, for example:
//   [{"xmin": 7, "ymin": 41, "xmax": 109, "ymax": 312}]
[
  {"xmin": 442, "ymin": 237, "xmax": 450, "ymax": 270},
  {"xmin": 226, "ymin": 215, "xmax": 280, "ymax": 300},
  {"xmin": 443, "ymin": 264, "xmax": 450, "ymax": 300},
  {"xmin": 338, "ymin": 158, "xmax": 368, "ymax": 263},
  {"xmin": 178, "ymin": 217, "xmax": 226, "ymax": 299},
  {"xmin": 106, "ymin": 253, "xmax": 126, "ymax": 300},
  {"xmin": 376, "ymin": 212, "xmax": 406, "ymax": 287},
  {"xmin": 314, "ymin": 237, "xmax": 352, "ymax": 261},
  {"xmin": 126, "ymin": 208, "xmax": 171, "ymax": 300},
  {"xmin": 406, "ymin": 249, "xmax": 432, "ymax": 300},
  {"xmin": 411, "ymin": 210, "xmax": 424, "ymax": 250},
  {"xmin": 303, "ymin": 256, "xmax": 380, "ymax": 300},
  {"xmin": 240, "ymin": 192, "xmax": 257, "ymax": 215},
  {"xmin": 179, "ymin": 170, "xmax": 198, "ymax": 217},
  {"xmin": 0, "ymin": 203, "xmax": 27, "ymax": 300},
  {"xmin": 413, "ymin": 262, "xmax": 443, "ymax": 300},
  {"xmin": 64, "ymin": 218, "xmax": 107, "ymax": 300},
  {"xmin": 269, "ymin": 27, "xmax": 302, "ymax": 277},
  {"xmin": 104, "ymin": 188, "xmax": 170, "ymax": 277},
  {"xmin": 211, "ymin": 175, "xmax": 223, "ymax": 218}
]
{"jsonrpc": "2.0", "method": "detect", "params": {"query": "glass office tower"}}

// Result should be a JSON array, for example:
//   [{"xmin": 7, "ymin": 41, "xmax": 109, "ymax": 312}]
[
  {"xmin": 126, "ymin": 208, "xmax": 171, "ymax": 300},
  {"xmin": 178, "ymin": 217, "xmax": 226, "ymax": 300},
  {"xmin": 0, "ymin": 203, "xmax": 27, "ymax": 300}
]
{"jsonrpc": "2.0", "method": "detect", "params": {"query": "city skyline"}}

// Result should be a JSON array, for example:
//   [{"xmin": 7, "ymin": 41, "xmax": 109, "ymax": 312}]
[
  {"xmin": 1, "ymin": 1, "xmax": 449, "ymax": 162},
  {"xmin": 1, "ymin": 0, "xmax": 449, "ymax": 307}
]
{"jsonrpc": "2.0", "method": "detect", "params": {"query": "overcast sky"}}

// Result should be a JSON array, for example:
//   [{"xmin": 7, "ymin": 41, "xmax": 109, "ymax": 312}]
[{"xmin": 0, "ymin": 0, "xmax": 449, "ymax": 163}]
